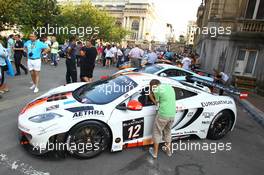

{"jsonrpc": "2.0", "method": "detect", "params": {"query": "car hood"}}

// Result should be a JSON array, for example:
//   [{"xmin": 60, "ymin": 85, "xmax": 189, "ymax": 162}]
[
  {"xmin": 20, "ymin": 83, "xmax": 87, "ymax": 116},
  {"xmin": 33, "ymin": 82, "xmax": 86, "ymax": 101}
]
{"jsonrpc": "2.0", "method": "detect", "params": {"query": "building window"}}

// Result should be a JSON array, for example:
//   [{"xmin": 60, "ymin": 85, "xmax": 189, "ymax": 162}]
[
  {"xmin": 131, "ymin": 20, "xmax": 139, "ymax": 31},
  {"xmin": 234, "ymin": 49, "xmax": 258, "ymax": 76},
  {"xmin": 245, "ymin": 0, "xmax": 264, "ymax": 19}
]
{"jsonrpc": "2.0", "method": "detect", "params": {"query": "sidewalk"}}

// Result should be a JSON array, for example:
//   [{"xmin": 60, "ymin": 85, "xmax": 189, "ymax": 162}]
[
  {"xmin": 233, "ymin": 92, "xmax": 264, "ymax": 127},
  {"xmin": 247, "ymin": 93, "xmax": 264, "ymax": 113}
]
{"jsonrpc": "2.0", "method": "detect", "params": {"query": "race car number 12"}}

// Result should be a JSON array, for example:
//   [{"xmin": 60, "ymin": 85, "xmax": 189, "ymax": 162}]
[{"xmin": 123, "ymin": 118, "xmax": 144, "ymax": 142}]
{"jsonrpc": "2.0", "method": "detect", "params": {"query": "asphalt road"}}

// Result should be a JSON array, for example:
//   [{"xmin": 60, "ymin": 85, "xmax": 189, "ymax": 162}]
[{"xmin": 0, "ymin": 60, "xmax": 263, "ymax": 175}]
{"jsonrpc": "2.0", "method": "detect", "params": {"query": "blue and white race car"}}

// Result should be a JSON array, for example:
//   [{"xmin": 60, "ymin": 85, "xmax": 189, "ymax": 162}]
[
  {"xmin": 114, "ymin": 64, "xmax": 214, "ymax": 82},
  {"xmin": 18, "ymin": 73, "xmax": 236, "ymax": 159}
]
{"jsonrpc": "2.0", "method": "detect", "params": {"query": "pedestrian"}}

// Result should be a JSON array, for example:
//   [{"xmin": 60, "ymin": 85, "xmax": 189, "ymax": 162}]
[
  {"xmin": 75, "ymin": 41, "xmax": 83, "ymax": 67},
  {"xmin": 41, "ymin": 36, "xmax": 51, "ymax": 64},
  {"xmin": 181, "ymin": 54, "xmax": 192, "ymax": 70},
  {"xmin": 116, "ymin": 46, "xmax": 124, "ymax": 68},
  {"xmin": 7, "ymin": 34, "xmax": 15, "ymax": 62},
  {"xmin": 24, "ymin": 33, "xmax": 49, "ymax": 93},
  {"xmin": 104, "ymin": 44, "xmax": 114, "ymax": 67},
  {"xmin": 148, "ymin": 79, "xmax": 176, "ymax": 159},
  {"xmin": 79, "ymin": 40, "xmax": 98, "ymax": 83},
  {"xmin": 213, "ymin": 69, "xmax": 229, "ymax": 95},
  {"xmin": 0, "ymin": 39, "xmax": 9, "ymax": 93},
  {"xmin": 13, "ymin": 34, "xmax": 28, "ymax": 76},
  {"xmin": 111, "ymin": 44, "xmax": 117, "ymax": 64},
  {"xmin": 65, "ymin": 37, "xmax": 78, "ymax": 84},
  {"xmin": 129, "ymin": 44, "xmax": 144, "ymax": 68},
  {"xmin": 50, "ymin": 36, "xmax": 59, "ymax": 66},
  {"xmin": 96, "ymin": 42, "xmax": 103, "ymax": 65},
  {"xmin": 146, "ymin": 49, "xmax": 158, "ymax": 65},
  {"xmin": 124, "ymin": 46, "xmax": 131, "ymax": 62}
]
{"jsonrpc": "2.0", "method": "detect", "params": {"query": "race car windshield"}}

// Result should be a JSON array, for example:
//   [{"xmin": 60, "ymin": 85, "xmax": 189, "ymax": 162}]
[
  {"xmin": 139, "ymin": 65, "xmax": 162, "ymax": 74},
  {"xmin": 73, "ymin": 76, "xmax": 137, "ymax": 104}
]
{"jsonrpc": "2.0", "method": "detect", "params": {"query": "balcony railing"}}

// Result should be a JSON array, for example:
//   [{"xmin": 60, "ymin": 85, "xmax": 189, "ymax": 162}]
[{"xmin": 239, "ymin": 20, "xmax": 264, "ymax": 33}]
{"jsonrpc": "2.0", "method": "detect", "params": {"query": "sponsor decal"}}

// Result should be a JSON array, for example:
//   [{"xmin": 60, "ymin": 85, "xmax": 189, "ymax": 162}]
[
  {"xmin": 46, "ymin": 104, "xmax": 59, "ymax": 111},
  {"xmin": 187, "ymin": 112, "xmax": 194, "ymax": 117},
  {"xmin": 63, "ymin": 100, "xmax": 77, "ymax": 105},
  {"xmin": 73, "ymin": 110, "xmax": 104, "ymax": 118},
  {"xmin": 201, "ymin": 100, "xmax": 232, "ymax": 107},
  {"xmin": 202, "ymin": 121, "xmax": 210, "ymax": 124},
  {"xmin": 123, "ymin": 118, "xmax": 144, "ymax": 142},
  {"xmin": 202, "ymin": 112, "xmax": 214, "ymax": 118},
  {"xmin": 183, "ymin": 130, "xmax": 198, "ymax": 134}
]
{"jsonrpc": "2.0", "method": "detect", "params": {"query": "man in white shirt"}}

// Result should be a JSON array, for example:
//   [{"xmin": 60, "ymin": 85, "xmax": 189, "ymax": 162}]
[
  {"xmin": 181, "ymin": 56, "xmax": 192, "ymax": 70},
  {"xmin": 129, "ymin": 44, "xmax": 144, "ymax": 68},
  {"xmin": 110, "ymin": 45, "xmax": 117, "ymax": 64}
]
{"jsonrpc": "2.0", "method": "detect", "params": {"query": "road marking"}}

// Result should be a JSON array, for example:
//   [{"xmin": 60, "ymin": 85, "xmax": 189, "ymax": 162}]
[{"xmin": 0, "ymin": 153, "xmax": 50, "ymax": 175}]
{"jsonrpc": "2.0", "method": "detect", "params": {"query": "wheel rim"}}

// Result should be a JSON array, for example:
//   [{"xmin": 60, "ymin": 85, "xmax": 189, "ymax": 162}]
[
  {"xmin": 69, "ymin": 125, "xmax": 107, "ymax": 157},
  {"xmin": 211, "ymin": 115, "xmax": 231, "ymax": 137}
]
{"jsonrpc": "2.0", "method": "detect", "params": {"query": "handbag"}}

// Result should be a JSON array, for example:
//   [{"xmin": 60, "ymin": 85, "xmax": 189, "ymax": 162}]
[{"xmin": 6, "ymin": 57, "xmax": 14, "ymax": 77}]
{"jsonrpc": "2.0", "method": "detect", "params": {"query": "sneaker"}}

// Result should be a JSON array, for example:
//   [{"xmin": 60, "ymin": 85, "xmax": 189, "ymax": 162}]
[
  {"xmin": 162, "ymin": 145, "xmax": 172, "ymax": 157},
  {"xmin": 149, "ymin": 147, "xmax": 157, "ymax": 159},
  {"xmin": 30, "ymin": 84, "xmax": 36, "ymax": 90},
  {"xmin": 33, "ymin": 87, "xmax": 39, "ymax": 93},
  {"xmin": 50, "ymin": 63, "xmax": 54, "ymax": 66}
]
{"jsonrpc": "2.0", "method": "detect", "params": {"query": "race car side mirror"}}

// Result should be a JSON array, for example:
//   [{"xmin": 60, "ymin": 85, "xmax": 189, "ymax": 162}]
[
  {"xmin": 127, "ymin": 100, "xmax": 143, "ymax": 111},
  {"xmin": 116, "ymin": 103, "xmax": 127, "ymax": 110}
]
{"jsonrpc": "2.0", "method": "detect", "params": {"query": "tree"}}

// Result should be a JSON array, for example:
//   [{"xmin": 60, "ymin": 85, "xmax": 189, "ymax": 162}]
[
  {"xmin": 17, "ymin": 0, "xmax": 60, "ymax": 35},
  {"xmin": 0, "ymin": 0, "xmax": 22, "ymax": 31},
  {"xmin": 56, "ymin": 2, "xmax": 129, "ymax": 42}
]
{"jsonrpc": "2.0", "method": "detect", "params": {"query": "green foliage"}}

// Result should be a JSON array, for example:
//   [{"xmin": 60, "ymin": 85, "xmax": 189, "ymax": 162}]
[
  {"xmin": 0, "ymin": 0, "xmax": 128, "ymax": 42},
  {"xmin": 0, "ymin": 0, "xmax": 22, "ymax": 31},
  {"xmin": 56, "ymin": 2, "xmax": 129, "ymax": 42}
]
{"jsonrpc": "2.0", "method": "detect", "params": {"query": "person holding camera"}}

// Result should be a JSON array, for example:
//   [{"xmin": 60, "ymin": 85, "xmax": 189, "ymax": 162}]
[{"xmin": 24, "ymin": 34, "xmax": 49, "ymax": 93}]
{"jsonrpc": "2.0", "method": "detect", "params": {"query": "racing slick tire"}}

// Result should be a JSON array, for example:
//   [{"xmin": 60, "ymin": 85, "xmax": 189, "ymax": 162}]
[
  {"xmin": 66, "ymin": 121, "xmax": 111, "ymax": 159},
  {"xmin": 207, "ymin": 110, "xmax": 233, "ymax": 140}
]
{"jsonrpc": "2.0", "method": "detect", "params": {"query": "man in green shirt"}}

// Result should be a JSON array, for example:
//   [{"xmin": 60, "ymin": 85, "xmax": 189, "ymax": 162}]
[{"xmin": 149, "ymin": 79, "xmax": 176, "ymax": 158}]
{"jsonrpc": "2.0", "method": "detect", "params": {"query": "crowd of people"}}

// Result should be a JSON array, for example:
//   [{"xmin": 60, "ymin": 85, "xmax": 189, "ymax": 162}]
[{"xmin": 0, "ymin": 33, "xmax": 228, "ymax": 100}]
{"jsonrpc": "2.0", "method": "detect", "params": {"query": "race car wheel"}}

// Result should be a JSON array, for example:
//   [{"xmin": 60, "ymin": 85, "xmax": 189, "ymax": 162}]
[
  {"xmin": 67, "ymin": 121, "xmax": 111, "ymax": 159},
  {"xmin": 207, "ymin": 110, "xmax": 233, "ymax": 140}
]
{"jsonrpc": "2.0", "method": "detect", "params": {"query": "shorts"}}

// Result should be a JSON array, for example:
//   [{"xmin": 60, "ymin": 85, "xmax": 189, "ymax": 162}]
[
  {"xmin": 105, "ymin": 57, "xmax": 112, "ymax": 60},
  {"xmin": 80, "ymin": 65, "xmax": 95, "ymax": 78},
  {"xmin": 152, "ymin": 114, "xmax": 174, "ymax": 143},
  {"xmin": 28, "ymin": 59, "xmax": 41, "ymax": 71}
]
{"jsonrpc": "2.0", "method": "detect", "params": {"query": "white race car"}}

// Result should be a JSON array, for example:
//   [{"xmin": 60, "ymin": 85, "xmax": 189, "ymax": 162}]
[
  {"xmin": 114, "ymin": 64, "xmax": 214, "ymax": 82},
  {"xmin": 18, "ymin": 73, "xmax": 237, "ymax": 159}
]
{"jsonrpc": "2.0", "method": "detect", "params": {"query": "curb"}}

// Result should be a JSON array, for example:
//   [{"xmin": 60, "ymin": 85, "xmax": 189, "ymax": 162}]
[{"xmin": 232, "ymin": 95, "xmax": 264, "ymax": 127}]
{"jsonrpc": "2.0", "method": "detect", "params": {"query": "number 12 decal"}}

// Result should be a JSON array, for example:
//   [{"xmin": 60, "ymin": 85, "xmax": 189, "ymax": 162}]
[{"xmin": 123, "ymin": 118, "xmax": 144, "ymax": 142}]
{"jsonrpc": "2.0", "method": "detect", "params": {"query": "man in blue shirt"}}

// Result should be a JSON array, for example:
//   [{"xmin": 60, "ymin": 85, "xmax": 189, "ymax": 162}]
[
  {"xmin": 146, "ymin": 49, "xmax": 158, "ymax": 65},
  {"xmin": 24, "ymin": 34, "xmax": 49, "ymax": 93}
]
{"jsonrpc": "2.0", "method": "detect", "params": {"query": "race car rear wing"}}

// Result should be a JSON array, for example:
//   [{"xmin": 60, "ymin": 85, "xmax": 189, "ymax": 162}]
[{"xmin": 185, "ymin": 75, "xmax": 248, "ymax": 99}]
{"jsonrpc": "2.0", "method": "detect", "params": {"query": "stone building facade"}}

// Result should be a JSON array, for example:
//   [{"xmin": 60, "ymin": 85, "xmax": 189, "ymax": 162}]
[
  {"xmin": 91, "ymin": 0, "xmax": 157, "ymax": 41},
  {"xmin": 195, "ymin": 0, "xmax": 264, "ymax": 95}
]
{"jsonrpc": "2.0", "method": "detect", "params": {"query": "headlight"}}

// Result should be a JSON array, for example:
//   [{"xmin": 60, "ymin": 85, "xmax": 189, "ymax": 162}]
[{"xmin": 28, "ymin": 113, "xmax": 63, "ymax": 123}]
